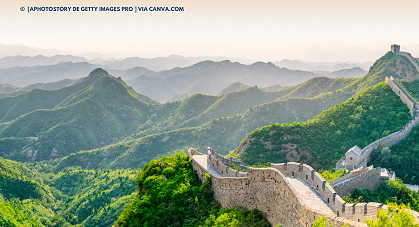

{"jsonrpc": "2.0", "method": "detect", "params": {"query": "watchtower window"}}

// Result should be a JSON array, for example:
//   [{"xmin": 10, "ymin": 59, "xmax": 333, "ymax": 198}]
[{"xmin": 350, "ymin": 157, "xmax": 353, "ymax": 160}]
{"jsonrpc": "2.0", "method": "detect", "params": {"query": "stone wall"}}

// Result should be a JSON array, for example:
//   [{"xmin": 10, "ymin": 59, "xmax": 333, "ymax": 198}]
[
  {"xmin": 385, "ymin": 76, "xmax": 418, "ymax": 112},
  {"xmin": 346, "ymin": 77, "xmax": 419, "ymax": 170},
  {"xmin": 208, "ymin": 147, "xmax": 248, "ymax": 171},
  {"xmin": 190, "ymin": 148, "xmax": 396, "ymax": 226},
  {"xmin": 330, "ymin": 166, "xmax": 372, "ymax": 186},
  {"xmin": 337, "ymin": 77, "xmax": 419, "ymax": 171},
  {"xmin": 331, "ymin": 167, "xmax": 382, "ymax": 197},
  {"xmin": 335, "ymin": 157, "xmax": 346, "ymax": 171},
  {"xmin": 270, "ymin": 162, "xmax": 384, "ymax": 223},
  {"xmin": 208, "ymin": 147, "xmax": 248, "ymax": 177}
]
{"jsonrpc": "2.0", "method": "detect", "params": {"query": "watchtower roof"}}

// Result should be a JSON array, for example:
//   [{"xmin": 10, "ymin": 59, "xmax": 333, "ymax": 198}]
[{"xmin": 345, "ymin": 145, "xmax": 362, "ymax": 156}]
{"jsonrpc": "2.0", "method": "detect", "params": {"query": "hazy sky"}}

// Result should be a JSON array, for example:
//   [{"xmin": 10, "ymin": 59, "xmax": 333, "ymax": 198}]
[{"xmin": 1, "ymin": 0, "xmax": 419, "ymax": 61}]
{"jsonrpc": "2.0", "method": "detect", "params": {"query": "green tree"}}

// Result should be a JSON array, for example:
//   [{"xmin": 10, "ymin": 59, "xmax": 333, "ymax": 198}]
[{"xmin": 366, "ymin": 203, "xmax": 419, "ymax": 227}]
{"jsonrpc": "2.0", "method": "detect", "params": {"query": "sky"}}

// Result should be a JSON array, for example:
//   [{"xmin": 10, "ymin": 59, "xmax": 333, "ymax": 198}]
[{"xmin": 1, "ymin": 0, "xmax": 419, "ymax": 62}]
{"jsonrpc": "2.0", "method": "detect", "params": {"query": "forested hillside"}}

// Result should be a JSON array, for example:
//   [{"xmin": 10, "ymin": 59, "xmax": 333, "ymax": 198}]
[
  {"xmin": 230, "ymin": 51, "xmax": 418, "ymax": 168},
  {"xmin": 0, "ymin": 67, "xmax": 359, "ymax": 168},
  {"xmin": 115, "ymin": 152, "xmax": 271, "ymax": 227},
  {"xmin": 232, "ymin": 82, "xmax": 411, "ymax": 168},
  {"xmin": 367, "ymin": 79, "xmax": 419, "ymax": 184}
]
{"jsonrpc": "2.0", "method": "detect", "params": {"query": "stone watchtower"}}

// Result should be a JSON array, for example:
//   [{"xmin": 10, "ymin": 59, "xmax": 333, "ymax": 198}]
[
  {"xmin": 391, "ymin": 44, "xmax": 400, "ymax": 53},
  {"xmin": 345, "ymin": 145, "xmax": 362, "ymax": 170}
]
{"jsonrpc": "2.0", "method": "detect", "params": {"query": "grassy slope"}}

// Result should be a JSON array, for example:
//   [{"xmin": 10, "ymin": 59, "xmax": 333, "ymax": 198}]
[{"xmin": 217, "ymin": 82, "xmax": 250, "ymax": 96}]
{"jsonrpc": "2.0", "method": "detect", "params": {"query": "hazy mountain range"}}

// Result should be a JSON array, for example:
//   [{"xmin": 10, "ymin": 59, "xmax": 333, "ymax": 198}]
[
  {"xmin": 0, "ymin": 57, "xmax": 368, "ymax": 102},
  {"xmin": 273, "ymin": 59, "xmax": 372, "ymax": 71}
]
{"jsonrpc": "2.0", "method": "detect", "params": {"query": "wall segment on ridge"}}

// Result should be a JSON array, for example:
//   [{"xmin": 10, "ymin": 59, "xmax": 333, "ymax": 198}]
[
  {"xmin": 189, "ymin": 147, "xmax": 396, "ymax": 226},
  {"xmin": 336, "ymin": 76, "xmax": 419, "ymax": 172}
]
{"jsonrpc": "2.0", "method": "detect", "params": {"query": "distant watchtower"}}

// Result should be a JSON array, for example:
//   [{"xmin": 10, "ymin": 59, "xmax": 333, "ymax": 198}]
[{"xmin": 391, "ymin": 44, "xmax": 400, "ymax": 53}]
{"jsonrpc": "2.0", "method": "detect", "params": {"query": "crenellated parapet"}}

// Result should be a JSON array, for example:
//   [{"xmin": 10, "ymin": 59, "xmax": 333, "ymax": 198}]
[
  {"xmin": 208, "ymin": 147, "xmax": 248, "ymax": 172},
  {"xmin": 386, "ymin": 76, "xmax": 419, "ymax": 114},
  {"xmin": 331, "ymin": 167, "xmax": 383, "ymax": 198},
  {"xmin": 330, "ymin": 166, "xmax": 372, "ymax": 186},
  {"xmin": 189, "ymin": 148, "xmax": 402, "ymax": 226}
]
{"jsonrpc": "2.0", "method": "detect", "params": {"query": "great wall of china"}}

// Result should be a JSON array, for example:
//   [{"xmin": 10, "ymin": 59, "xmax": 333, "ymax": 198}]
[
  {"xmin": 189, "ymin": 147, "xmax": 403, "ymax": 227},
  {"xmin": 188, "ymin": 45, "xmax": 419, "ymax": 226}
]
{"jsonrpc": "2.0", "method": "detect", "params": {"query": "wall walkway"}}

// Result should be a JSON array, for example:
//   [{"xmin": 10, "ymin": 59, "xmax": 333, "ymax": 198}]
[{"xmin": 189, "ymin": 147, "xmax": 396, "ymax": 226}]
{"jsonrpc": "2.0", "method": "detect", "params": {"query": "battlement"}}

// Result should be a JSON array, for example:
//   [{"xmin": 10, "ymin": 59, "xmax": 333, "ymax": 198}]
[
  {"xmin": 208, "ymin": 152, "xmax": 248, "ymax": 177},
  {"xmin": 391, "ymin": 44, "xmax": 400, "ymax": 53},
  {"xmin": 330, "ymin": 166, "xmax": 371, "ymax": 186},
  {"xmin": 331, "ymin": 167, "xmax": 382, "ymax": 197},
  {"xmin": 208, "ymin": 147, "xmax": 248, "ymax": 171},
  {"xmin": 386, "ymin": 76, "xmax": 419, "ymax": 113},
  {"xmin": 188, "ymin": 148, "xmax": 410, "ymax": 226}
]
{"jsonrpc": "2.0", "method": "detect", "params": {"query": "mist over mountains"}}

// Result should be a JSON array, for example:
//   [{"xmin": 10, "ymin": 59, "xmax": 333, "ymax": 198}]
[{"xmin": 0, "ymin": 54, "xmax": 369, "ymax": 103}]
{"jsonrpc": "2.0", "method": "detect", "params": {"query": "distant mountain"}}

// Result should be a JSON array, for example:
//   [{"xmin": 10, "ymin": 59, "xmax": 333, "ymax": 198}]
[
  {"xmin": 260, "ymin": 84, "xmax": 283, "ymax": 92},
  {"xmin": 274, "ymin": 59, "xmax": 372, "ymax": 71},
  {"xmin": 0, "ymin": 58, "xmax": 372, "ymax": 103},
  {"xmin": 97, "ymin": 54, "xmax": 254, "ymax": 71},
  {"xmin": 107, "ymin": 67, "xmax": 157, "ymax": 81},
  {"xmin": 184, "ymin": 80, "xmax": 228, "ymax": 96},
  {"xmin": 0, "ymin": 44, "xmax": 60, "ymax": 58},
  {"xmin": 0, "ymin": 55, "xmax": 87, "ymax": 68},
  {"xmin": 166, "ymin": 93, "xmax": 190, "ymax": 102},
  {"xmin": 0, "ymin": 69, "xmax": 158, "ymax": 162},
  {"xmin": 54, "ymin": 76, "xmax": 359, "ymax": 170},
  {"xmin": 125, "ymin": 74, "xmax": 161, "ymax": 91},
  {"xmin": 0, "ymin": 79, "xmax": 75, "ymax": 99},
  {"xmin": 217, "ymin": 82, "xmax": 250, "ymax": 96},
  {"xmin": 326, "ymin": 67, "xmax": 367, "ymax": 78},
  {"xmin": 0, "ymin": 62, "xmax": 97, "ymax": 86},
  {"xmin": 135, "ymin": 60, "xmax": 322, "ymax": 102},
  {"xmin": 0, "ymin": 83, "xmax": 17, "ymax": 93}
]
